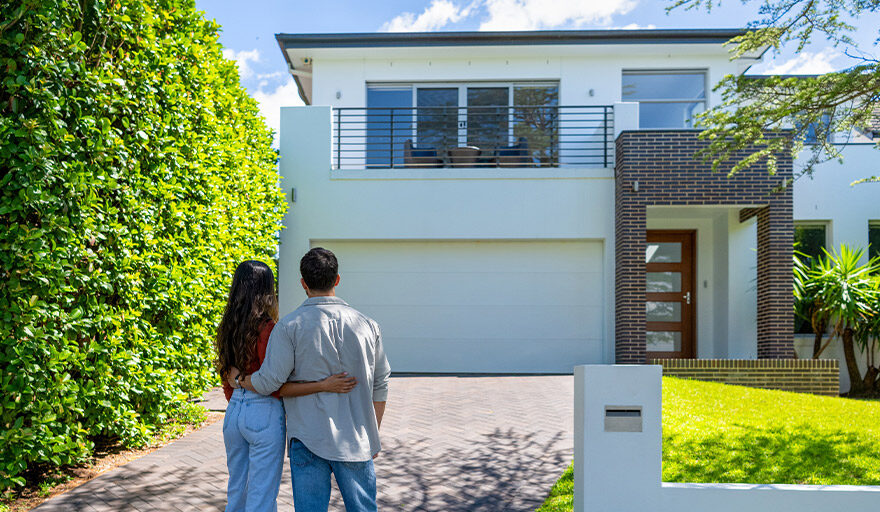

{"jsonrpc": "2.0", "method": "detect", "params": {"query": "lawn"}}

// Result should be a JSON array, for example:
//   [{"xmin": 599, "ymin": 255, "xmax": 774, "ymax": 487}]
[{"xmin": 537, "ymin": 377, "xmax": 880, "ymax": 512}]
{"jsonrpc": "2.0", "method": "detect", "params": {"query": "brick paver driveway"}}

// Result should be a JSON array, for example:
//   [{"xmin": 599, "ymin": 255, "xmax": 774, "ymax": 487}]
[{"xmin": 35, "ymin": 376, "xmax": 573, "ymax": 511}]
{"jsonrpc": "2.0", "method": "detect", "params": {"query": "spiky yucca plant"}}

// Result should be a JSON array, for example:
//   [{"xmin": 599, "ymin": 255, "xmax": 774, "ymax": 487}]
[{"xmin": 803, "ymin": 245, "xmax": 880, "ymax": 395}]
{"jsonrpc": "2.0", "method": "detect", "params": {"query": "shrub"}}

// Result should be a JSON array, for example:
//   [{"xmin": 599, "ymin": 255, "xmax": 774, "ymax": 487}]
[
  {"xmin": 795, "ymin": 245, "xmax": 880, "ymax": 395},
  {"xmin": 0, "ymin": 0, "xmax": 285, "ymax": 489}
]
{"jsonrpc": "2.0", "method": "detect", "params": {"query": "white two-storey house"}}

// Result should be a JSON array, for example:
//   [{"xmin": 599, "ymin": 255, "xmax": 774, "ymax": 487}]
[{"xmin": 272, "ymin": 29, "xmax": 879, "ymax": 392}]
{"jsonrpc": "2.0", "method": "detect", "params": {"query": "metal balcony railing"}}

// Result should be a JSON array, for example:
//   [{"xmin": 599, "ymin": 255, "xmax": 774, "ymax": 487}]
[{"xmin": 332, "ymin": 105, "xmax": 614, "ymax": 169}]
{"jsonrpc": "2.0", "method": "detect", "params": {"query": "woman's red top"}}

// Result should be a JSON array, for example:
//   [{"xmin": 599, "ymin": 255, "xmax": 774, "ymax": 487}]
[{"xmin": 223, "ymin": 321, "xmax": 280, "ymax": 401}]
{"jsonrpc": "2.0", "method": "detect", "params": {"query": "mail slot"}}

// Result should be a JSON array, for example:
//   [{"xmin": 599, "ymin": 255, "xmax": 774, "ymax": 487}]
[{"xmin": 604, "ymin": 406, "xmax": 642, "ymax": 432}]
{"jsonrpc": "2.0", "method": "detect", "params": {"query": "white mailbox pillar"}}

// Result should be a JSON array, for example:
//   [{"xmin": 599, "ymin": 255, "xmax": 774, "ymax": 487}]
[{"xmin": 574, "ymin": 365, "xmax": 662, "ymax": 512}]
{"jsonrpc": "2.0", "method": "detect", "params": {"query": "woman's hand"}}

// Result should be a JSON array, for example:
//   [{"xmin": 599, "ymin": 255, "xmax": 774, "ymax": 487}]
[
  {"xmin": 227, "ymin": 366, "xmax": 241, "ymax": 388},
  {"xmin": 320, "ymin": 372, "xmax": 357, "ymax": 393}
]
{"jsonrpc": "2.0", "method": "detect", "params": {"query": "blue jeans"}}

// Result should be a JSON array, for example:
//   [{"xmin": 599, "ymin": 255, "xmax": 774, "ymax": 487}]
[
  {"xmin": 224, "ymin": 388, "xmax": 286, "ymax": 512},
  {"xmin": 289, "ymin": 438, "xmax": 377, "ymax": 512}
]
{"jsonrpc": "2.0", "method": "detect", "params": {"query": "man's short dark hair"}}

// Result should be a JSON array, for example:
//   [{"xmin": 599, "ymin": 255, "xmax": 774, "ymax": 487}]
[{"xmin": 300, "ymin": 247, "xmax": 339, "ymax": 291}]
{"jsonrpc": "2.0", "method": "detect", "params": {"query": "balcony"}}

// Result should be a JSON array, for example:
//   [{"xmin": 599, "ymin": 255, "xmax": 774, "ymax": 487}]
[{"xmin": 332, "ymin": 105, "xmax": 615, "ymax": 170}]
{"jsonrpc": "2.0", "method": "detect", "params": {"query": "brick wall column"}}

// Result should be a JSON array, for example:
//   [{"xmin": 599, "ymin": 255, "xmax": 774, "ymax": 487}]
[
  {"xmin": 756, "ymin": 202, "xmax": 795, "ymax": 358},
  {"xmin": 615, "ymin": 201, "xmax": 646, "ymax": 363}
]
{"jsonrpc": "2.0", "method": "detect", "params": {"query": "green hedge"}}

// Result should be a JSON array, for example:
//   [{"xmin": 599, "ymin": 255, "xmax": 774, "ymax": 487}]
[{"xmin": 0, "ymin": 0, "xmax": 285, "ymax": 489}]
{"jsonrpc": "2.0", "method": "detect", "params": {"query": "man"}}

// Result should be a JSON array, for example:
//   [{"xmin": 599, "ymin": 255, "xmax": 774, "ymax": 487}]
[{"xmin": 234, "ymin": 247, "xmax": 391, "ymax": 512}]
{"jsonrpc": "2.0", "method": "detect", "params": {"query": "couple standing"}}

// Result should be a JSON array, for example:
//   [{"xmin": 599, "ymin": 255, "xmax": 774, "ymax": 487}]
[{"xmin": 215, "ymin": 248, "xmax": 391, "ymax": 512}]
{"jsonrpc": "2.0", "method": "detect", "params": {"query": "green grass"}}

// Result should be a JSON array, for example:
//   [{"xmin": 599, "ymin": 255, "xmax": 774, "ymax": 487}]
[{"xmin": 536, "ymin": 377, "xmax": 880, "ymax": 512}]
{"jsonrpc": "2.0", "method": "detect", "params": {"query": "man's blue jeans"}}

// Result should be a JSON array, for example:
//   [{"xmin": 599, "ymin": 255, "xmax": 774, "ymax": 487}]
[
  {"xmin": 224, "ymin": 388, "xmax": 286, "ymax": 512},
  {"xmin": 289, "ymin": 438, "xmax": 377, "ymax": 512}
]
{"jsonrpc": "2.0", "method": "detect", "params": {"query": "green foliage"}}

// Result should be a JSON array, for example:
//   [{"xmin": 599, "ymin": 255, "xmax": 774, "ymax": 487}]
[
  {"xmin": 538, "ymin": 378, "xmax": 880, "ymax": 511},
  {"xmin": 535, "ymin": 464, "xmax": 573, "ymax": 512},
  {"xmin": 667, "ymin": 0, "xmax": 880, "ymax": 183},
  {"xmin": 0, "ymin": 0, "xmax": 285, "ymax": 490},
  {"xmin": 799, "ymin": 245, "xmax": 880, "ymax": 393},
  {"xmin": 794, "ymin": 250, "xmax": 837, "ymax": 355},
  {"xmin": 806, "ymin": 245, "xmax": 879, "ymax": 333}
]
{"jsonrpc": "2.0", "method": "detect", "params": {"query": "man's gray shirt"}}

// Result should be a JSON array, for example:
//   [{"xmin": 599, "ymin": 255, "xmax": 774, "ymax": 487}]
[{"xmin": 250, "ymin": 296, "xmax": 391, "ymax": 462}]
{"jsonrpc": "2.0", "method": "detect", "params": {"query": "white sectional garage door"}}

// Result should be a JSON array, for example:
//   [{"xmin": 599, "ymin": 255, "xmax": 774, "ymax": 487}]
[{"xmin": 313, "ymin": 240, "xmax": 604, "ymax": 373}]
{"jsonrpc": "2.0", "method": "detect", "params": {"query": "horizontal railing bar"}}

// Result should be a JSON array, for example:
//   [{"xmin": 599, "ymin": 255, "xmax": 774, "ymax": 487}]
[
  {"xmin": 336, "ymin": 110, "xmax": 613, "ymax": 114},
  {"xmin": 334, "ymin": 105, "xmax": 613, "ymax": 109},
  {"xmin": 339, "ymin": 113, "xmax": 613, "ymax": 116},
  {"xmin": 332, "ymin": 104, "xmax": 614, "ymax": 169}
]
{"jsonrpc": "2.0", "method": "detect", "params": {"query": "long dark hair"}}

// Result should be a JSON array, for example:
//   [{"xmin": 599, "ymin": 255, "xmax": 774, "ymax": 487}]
[{"xmin": 215, "ymin": 260, "xmax": 279, "ymax": 378}]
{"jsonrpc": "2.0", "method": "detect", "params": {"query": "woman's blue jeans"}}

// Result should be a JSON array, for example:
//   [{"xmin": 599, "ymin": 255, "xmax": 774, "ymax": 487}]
[
  {"xmin": 224, "ymin": 388, "xmax": 286, "ymax": 512},
  {"xmin": 289, "ymin": 438, "xmax": 377, "ymax": 512}
]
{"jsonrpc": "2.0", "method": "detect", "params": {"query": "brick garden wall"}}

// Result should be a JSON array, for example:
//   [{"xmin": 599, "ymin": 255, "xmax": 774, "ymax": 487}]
[
  {"xmin": 615, "ymin": 130, "xmax": 794, "ymax": 363},
  {"xmin": 652, "ymin": 358, "xmax": 839, "ymax": 396}
]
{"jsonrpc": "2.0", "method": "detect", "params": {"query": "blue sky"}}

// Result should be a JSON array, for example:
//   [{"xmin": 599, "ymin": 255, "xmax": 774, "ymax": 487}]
[{"xmin": 195, "ymin": 0, "xmax": 880, "ymax": 137}]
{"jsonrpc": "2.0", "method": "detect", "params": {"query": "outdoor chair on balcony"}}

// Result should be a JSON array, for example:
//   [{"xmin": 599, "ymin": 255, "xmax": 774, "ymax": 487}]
[
  {"xmin": 494, "ymin": 137, "xmax": 532, "ymax": 167},
  {"xmin": 447, "ymin": 146, "xmax": 482, "ymax": 167},
  {"xmin": 404, "ymin": 139, "xmax": 444, "ymax": 168}
]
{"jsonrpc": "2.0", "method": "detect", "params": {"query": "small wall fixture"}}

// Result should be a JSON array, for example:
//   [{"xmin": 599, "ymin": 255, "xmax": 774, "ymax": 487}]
[
  {"xmin": 632, "ymin": 180, "xmax": 639, "ymax": 192},
  {"xmin": 290, "ymin": 187, "xmax": 297, "ymax": 203},
  {"xmin": 588, "ymin": 88, "xmax": 595, "ymax": 97},
  {"xmin": 335, "ymin": 91, "xmax": 342, "ymax": 100}
]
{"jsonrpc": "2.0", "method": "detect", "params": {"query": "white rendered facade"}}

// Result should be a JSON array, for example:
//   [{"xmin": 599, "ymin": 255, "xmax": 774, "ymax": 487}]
[{"xmin": 275, "ymin": 31, "xmax": 879, "ymax": 389}]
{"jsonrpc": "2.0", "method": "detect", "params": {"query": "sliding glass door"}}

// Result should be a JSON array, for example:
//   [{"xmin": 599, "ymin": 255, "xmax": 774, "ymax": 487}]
[
  {"xmin": 416, "ymin": 88, "xmax": 458, "ymax": 155},
  {"xmin": 366, "ymin": 82, "xmax": 559, "ymax": 167},
  {"xmin": 466, "ymin": 87, "xmax": 509, "ymax": 150},
  {"xmin": 366, "ymin": 85, "xmax": 413, "ymax": 167}
]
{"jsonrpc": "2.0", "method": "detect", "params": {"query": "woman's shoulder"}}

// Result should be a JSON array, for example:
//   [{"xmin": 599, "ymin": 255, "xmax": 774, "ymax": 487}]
[{"xmin": 260, "ymin": 319, "xmax": 276, "ymax": 340}]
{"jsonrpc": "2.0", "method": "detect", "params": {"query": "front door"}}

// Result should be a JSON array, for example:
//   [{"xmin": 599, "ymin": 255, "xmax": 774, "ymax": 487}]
[{"xmin": 645, "ymin": 230, "xmax": 696, "ymax": 360}]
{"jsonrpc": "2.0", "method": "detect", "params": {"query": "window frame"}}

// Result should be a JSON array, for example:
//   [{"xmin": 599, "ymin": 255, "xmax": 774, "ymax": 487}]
[
  {"xmin": 365, "ymin": 80, "xmax": 561, "ymax": 149},
  {"xmin": 794, "ymin": 221, "xmax": 830, "ymax": 262},
  {"xmin": 793, "ymin": 221, "xmax": 830, "ymax": 335},
  {"xmin": 869, "ymin": 221, "xmax": 880, "ymax": 262},
  {"xmin": 621, "ymin": 69, "xmax": 709, "ymax": 129}
]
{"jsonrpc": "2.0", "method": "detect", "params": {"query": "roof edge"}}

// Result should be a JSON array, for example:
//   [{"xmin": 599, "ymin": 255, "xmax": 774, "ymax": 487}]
[{"xmin": 275, "ymin": 28, "xmax": 748, "ymax": 49}]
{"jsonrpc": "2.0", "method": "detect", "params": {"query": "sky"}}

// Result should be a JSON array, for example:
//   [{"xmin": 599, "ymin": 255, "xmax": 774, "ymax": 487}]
[{"xmin": 194, "ymin": 0, "xmax": 880, "ymax": 139}]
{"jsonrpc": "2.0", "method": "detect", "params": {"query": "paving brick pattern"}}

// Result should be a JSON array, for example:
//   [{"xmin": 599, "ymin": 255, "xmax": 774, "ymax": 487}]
[
  {"xmin": 35, "ymin": 376, "xmax": 573, "ymax": 512},
  {"xmin": 614, "ymin": 130, "xmax": 794, "ymax": 363}
]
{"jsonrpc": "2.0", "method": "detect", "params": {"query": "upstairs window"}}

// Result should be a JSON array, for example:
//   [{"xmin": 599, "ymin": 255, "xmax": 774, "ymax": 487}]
[
  {"xmin": 364, "ymin": 82, "xmax": 560, "ymax": 167},
  {"xmin": 622, "ymin": 70, "xmax": 706, "ymax": 129},
  {"xmin": 799, "ymin": 112, "xmax": 832, "ymax": 145},
  {"xmin": 366, "ymin": 85, "xmax": 413, "ymax": 168},
  {"xmin": 513, "ymin": 84, "xmax": 559, "ymax": 165}
]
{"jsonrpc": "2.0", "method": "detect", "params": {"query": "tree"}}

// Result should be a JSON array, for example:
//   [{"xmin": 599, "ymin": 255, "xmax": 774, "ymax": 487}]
[
  {"xmin": 801, "ymin": 246, "xmax": 880, "ymax": 396},
  {"xmin": 0, "ymin": 0, "xmax": 284, "ymax": 490},
  {"xmin": 669, "ymin": 0, "xmax": 880, "ymax": 183}
]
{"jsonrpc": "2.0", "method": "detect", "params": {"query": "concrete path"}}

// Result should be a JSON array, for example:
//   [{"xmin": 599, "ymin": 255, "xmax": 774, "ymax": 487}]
[{"xmin": 35, "ymin": 376, "xmax": 573, "ymax": 512}]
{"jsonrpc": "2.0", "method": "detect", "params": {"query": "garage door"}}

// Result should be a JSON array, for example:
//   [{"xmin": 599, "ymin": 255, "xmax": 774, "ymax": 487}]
[{"xmin": 313, "ymin": 240, "xmax": 605, "ymax": 373}]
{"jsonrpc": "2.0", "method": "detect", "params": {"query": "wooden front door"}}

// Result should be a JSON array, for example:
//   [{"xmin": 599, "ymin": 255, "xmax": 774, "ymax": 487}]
[{"xmin": 645, "ymin": 230, "xmax": 696, "ymax": 360}]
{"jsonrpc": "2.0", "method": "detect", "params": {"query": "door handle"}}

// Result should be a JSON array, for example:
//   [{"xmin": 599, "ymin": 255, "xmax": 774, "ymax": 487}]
[{"xmin": 684, "ymin": 291, "xmax": 691, "ymax": 305}]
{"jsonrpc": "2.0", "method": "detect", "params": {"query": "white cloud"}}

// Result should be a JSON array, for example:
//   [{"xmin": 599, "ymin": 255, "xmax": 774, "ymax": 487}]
[
  {"xmin": 222, "ymin": 48, "xmax": 261, "ymax": 80},
  {"xmin": 382, "ymin": 0, "xmax": 475, "ymax": 32},
  {"xmin": 257, "ymin": 71, "xmax": 286, "ymax": 81},
  {"xmin": 609, "ymin": 23, "xmax": 656, "ymax": 30},
  {"xmin": 252, "ymin": 77, "xmax": 305, "ymax": 146},
  {"xmin": 479, "ymin": 0, "xmax": 637, "ymax": 31},
  {"xmin": 763, "ymin": 48, "xmax": 840, "ymax": 75}
]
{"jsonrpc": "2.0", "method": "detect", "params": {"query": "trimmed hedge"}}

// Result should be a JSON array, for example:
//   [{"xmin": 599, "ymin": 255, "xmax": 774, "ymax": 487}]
[{"xmin": 0, "ymin": 0, "xmax": 285, "ymax": 489}]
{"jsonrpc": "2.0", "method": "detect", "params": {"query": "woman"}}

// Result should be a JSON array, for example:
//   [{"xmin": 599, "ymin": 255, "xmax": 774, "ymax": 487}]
[{"xmin": 215, "ymin": 260, "xmax": 356, "ymax": 511}]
